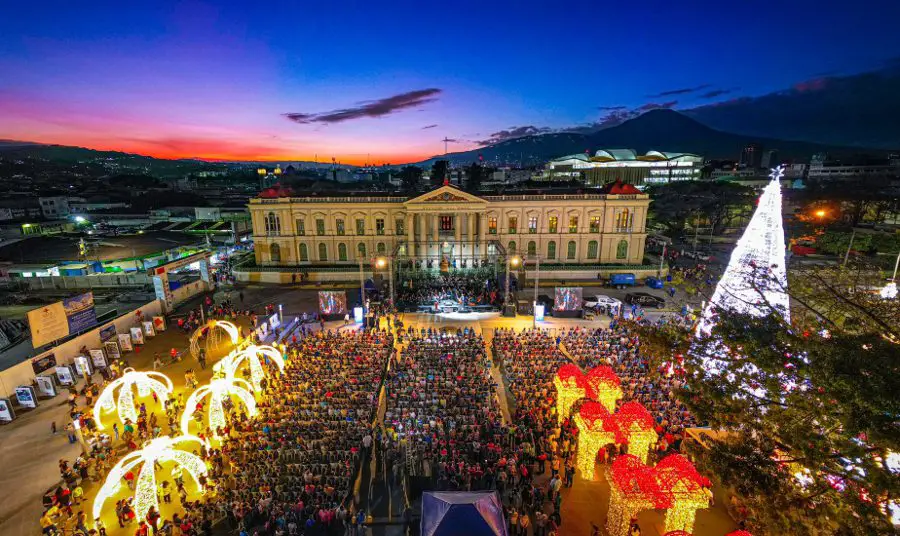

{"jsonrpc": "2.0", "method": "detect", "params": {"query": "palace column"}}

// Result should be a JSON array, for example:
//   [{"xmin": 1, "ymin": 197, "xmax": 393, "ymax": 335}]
[
  {"xmin": 454, "ymin": 214, "xmax": 462, "ymax": 263},
  {"xmin": 418, "ymin": 213, "xmax": 427, "ymax": 260},
  {"xmin": 479, "ymin": 213, "xmax": 487, "ymax": 258},
  {"xmin": 468, "ymin": 213, "xmax": 476, "ymax": 261},
  {"xmin": 432, "ymin": 214, "xmax": 440, "ymax": 244},
  {"xmin": 406, "ymin": 212, "xmax": 414, "ymax": 258}
]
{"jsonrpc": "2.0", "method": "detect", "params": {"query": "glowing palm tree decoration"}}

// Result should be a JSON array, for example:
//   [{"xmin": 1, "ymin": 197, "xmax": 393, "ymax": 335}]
[
  {"xmin": 215, "ymin": 344, "xmax": 285, "ymax": 392},
  {"xmin": 180, "ymin": 377, "xmax": 257, "ymax": 436},
  {"xmin": 92, "ymin": 435, "xmax": 207, "ymax": 522},
  {"xmin": 94, "ymin": 368, "xmax": 173, "ymax": 429}
]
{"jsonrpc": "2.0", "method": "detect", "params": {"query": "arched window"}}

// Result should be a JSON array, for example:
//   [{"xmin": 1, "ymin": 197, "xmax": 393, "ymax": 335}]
[
  {"xmin": 547, "ymin": 240, "xmax": 556, "ymax": 260},
  {"xmin": 270, "ymin": 243, "xmax": 281, "ymax": 263},
  {"xmin": 377, "ymin": 242, "xmax": 386, "ymax": 255},
  {"xmin": 357, "ymin": 242, "xmax": 366, "ymax": 259},
  {"xmin": 265, "ymin": 212, "xmax": 281, "ymax": 235},
  {"xmin": 527, "ymin": 241, "xmax": 536, "ymax": 256},
  {"xmin": 338, "ymin": 243, "xmax": 348, "ymax": 261},
  {"xmin": 567, "ymin": 240, "xmax": 576, "ymax": 259},
  {"xmin": 298, "ymin": 243, "xmax": 308, "ymax": 262},
  {"xmin": 616, "ymin": 239, "xmax": 628, "ymax": 259},
  {"xmin": 318, "ymin": 243, "xmax": 328, "ymax": 261},
  {"xmin": 587, "ymin": 240, "xmax": 598, "ymax": 259},
  {"xmin": 508, "ymin": 241, "xmax": 516, "ymax": 254}
]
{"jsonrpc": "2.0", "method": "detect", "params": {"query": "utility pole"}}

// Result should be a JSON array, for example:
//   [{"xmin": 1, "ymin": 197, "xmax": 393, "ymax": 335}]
[
  {"xmin": 358, "ymin": 258, "xmax": 366, "ymax": 314},
  {"xmin": 658, "ymin": 243, "xmax": 667, "ymax": 277},
  {"xmin": 532, "ymin": 255, "xmax": 540, "ymax": 328}
]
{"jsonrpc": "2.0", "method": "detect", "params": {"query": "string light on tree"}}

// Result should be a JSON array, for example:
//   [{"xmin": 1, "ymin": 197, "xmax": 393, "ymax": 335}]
[
  {"xmin": 93, "ymin": 368, "xmax": 173, "ymax": 429},
  {"xmin": 180, "ymin": 377, "xmax": 257, "ymax": 437},
  {"xmin": 92, "ymin": 435, "xmax": 207, "ymax": 522}
]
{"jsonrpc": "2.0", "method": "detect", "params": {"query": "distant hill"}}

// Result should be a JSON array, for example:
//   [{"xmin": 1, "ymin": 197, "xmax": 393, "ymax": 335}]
[{"xmin": 416, "ymin": 109, "xmax": 880, "ymax": 167}]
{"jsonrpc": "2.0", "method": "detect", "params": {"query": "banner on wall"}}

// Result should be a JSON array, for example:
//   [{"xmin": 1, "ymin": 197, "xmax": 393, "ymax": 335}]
[
  {"xmin": 89, "ymin": 349, "xmax": 107, "ymax": 369},
  {"xmin": 99, "ymin": 324, "xmax": 117, "ymax": 342},
  {"xmin": 142, "ymin": 321, "xmax": 156, "ymax": 338},
  {"xmin": 15, "ymin": 386, "xmax": 37, "ymax": 409},
  {"xmin": 73, "ymin": 356, "xmax": 92, "ymax": 378},
  {"xmin": 27, "ymin": 292, "xmax": 98, "ymax": 348},
  {"xmin": 35, "ymin": 376, "xmax": 56, "ymax": 398},
  {"xmin": 63, "ymin": 292, "xmax": 97, "ymax": 333},
  {"xmin": 104, "ymin": 341, "xmax": 121, "ymax": 361},
  {"xmin": 152, "ymin": 316, "xmax": 166, "ymax": 332},
  {"xmin": 130, "ymin": 327, "xmax": 145, "ymax": 345},
  {"xmin": 0, "ymin": 399, "xmax": 14, "ymax": 422},
  {"xmin": 118, "ymin": 333, "xmax": 133, "ymax": 352},
  {"xmin": 55, "ymin": 365, "xmax": 75, "ymax": 386}
]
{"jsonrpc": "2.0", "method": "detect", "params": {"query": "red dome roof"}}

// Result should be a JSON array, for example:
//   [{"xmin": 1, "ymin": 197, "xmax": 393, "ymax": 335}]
[
  {"xmin": 600, "ymin": 179, "xmax": 642, "ymax": 195},
  {"xmin": 258, "ymin": 183, "xmax": 295, "ymax": 198}
]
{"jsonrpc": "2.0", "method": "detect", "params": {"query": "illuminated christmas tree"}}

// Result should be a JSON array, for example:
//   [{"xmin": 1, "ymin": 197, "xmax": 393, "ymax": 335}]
[{"xmin": 697, "ymin": 165, "xmax": 790, "ymax": 336}]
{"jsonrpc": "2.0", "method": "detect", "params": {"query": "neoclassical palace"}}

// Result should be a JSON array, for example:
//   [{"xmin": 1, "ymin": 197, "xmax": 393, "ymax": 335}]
[{"xmin": 249, "ymin": 182, "xmax": 650, "ymax": 270}]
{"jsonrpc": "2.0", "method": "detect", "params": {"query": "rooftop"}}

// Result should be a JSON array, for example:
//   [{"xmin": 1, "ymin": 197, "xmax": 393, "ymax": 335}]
[{"xmin": 0, "ymin": 231, "xmax": 204, "ymax": 264}]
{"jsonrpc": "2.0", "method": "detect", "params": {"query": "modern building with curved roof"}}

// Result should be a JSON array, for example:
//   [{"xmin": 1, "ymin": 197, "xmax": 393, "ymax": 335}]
[{"xmin": 545, "ymin": 149, "xmax": 703, "ymax": 186}]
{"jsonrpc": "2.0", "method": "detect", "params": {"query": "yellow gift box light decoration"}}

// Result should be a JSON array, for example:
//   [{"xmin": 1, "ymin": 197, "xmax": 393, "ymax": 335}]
[
  {"xmin": 611, "ymin": 401, "xmax": 658, "ymax": 464},
  {"xmin": 606, "ymin": 454, "xmax": 668, "ymax": 536},
  {"xmin": 573, "ymin": 401, "xmax": 617, "ymax": 480},
  {"xmin": 656, "ymin": 453, "xmax": 712, "ymax": 534},
  {"xmin": 554, "ymin": 364, "xmax": 589, "ymax": 425},
  {"xmin": 586, "ymin": 365, "xmax": 623, "ymax": 412}
]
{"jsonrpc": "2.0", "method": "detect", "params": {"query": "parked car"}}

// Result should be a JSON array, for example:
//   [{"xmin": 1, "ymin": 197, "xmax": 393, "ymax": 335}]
[
  {"xmin": 645, "ymin": 277, "xmax": 664, "ymax": 289},
  {"xmin": 608, "ymin": 273, "xmax": 636, "ymax": 288},
  {"xmin": 583, "ymin": 294, "xmax": 622, "ymax": 311},
  {"xmin": 624, "ymin": 292, "xmax": 665, "ymax": 309}
]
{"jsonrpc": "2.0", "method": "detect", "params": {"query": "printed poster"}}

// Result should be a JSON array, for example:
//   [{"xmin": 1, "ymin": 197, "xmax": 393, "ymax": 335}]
[
  {"xmin": 35, "ymin": 376, "xmax": 56, "ymax": 398},
  {"xmin": 89, "ymin": 348, "xmax": 107, "ymax": 369},
  {"xmin": 117, "ymin": 333, "xmax": 133, "ymax": 352},
  {"xmin": 104, "ymin": 340, "xmax": 121, "ymax": 361},
  {"xmin": 15, "ymin": 386, "xmax": 37, "ymax": 409},
  {"xmin": 142, "ymin": 321, "xmax": 156, "ymax": 338},
  {"xmin": 55, "ymin": 365, "xmax": 75, "ymax": 386},
  {"xmin": 73, "ymin": 355, "xmax": 92, "ymax": 377},
  {"xmin": 152, "ymin": 316, "xmax": 166, "ymax": 332},
  {"xmin": 0, "ymin": 398, "xmax": 14, "ymax": 422},
  {"xmin": 130, "ymin": 327, "xmax": 145, "ymax": 345}
]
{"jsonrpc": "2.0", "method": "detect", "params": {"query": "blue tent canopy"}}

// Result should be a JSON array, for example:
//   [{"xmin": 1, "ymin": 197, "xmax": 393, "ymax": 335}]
[{"xmin": 421, "ymin": 491, "xmax": 508, "ymax": 536}]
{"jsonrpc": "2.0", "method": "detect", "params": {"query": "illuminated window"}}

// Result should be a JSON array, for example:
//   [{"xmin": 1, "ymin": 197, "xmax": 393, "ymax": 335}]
[
  {"xmin": 488, "ymin": 217, "xmax": 497, "ymax": 234},
  {"xmin": 376, "ymin": 218, "xmax": 385, "ymax": 235},
  {"xmin": 356, "ymin": 219, "xmax": 365, "ymax": 235},
  {"xmin": 298, "ymin": 243, "xmax": 308, "ymax": 261},
  {"xmin": 296, "ymin": 219, "xmax": 306, "ymax": 236},
  {"xmin": 396, "ymin": 218, "xmax": 405, "ymax": 235},
  {"xmin": 335, "ymin": 219, "xmax": 345, "ymax": 236},
  {"xmin": 528, "ymin": 216, "xmax": 538, "ymax": 234},
  {"xmin": 547, "ymin": 240, "xmax": 556, "ymax": 260},
  {"xmin": 567, "ymin": 240, "xmax": 576, "ymax": 259},
  {"xmin": 316, "ymin": 219, "xmax": 325, "ymax": 235},
  {"xmin": 508, "ymin": 216, "xmax": 517, "ymax": 234},
  {"xmin": 338, "ymin": 243, "xmax": 348, "ymax": 261},
  {"xmin": 589, "ymin": 216, "xmax": 601, "ymax": 233},
  {"xmin": 265, "ymin": 212, "xmax": 281, "ymax": 235},
  {"xmin": 318, "ymin": 243, "xmax": 327, "ymax": 261},
  {"xmin": 587, "ymin": 240, "xmax": 598, "ymax": 259},
  {"xmin": 527, "ymin": 241, "xmax": 536, "ymax": 256},
  {"xmin": 616, "ymin": 209, "xmax": 633, "ymax": 231},
  {"xmin": 568, "ymin": 216, "xmax": 579, "ymax": 233},
  {"xmin": 616, "ymin": 239, "xmax": 628, "ymax": 259},
  {"xmin": 440, "ymin": 215, "xmax": 453, "ymax": 232},
  {"xmin": 270, "ymin": 243, "xmax": 281, "ymax": 262},
  {"xmin": 548, "ymin": 216, "xmax": 558, "ymax": 233}
]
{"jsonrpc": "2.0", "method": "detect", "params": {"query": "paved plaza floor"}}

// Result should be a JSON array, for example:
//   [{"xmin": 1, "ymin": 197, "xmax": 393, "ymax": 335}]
[{"xmin": 1, "ymin": 283, "xmax": 736, "ymax": 535}]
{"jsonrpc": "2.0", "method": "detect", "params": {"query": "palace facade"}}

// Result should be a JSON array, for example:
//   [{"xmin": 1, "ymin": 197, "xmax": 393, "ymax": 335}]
[{"xmin": 249, "ymin": 182, "xmax": 650, "ymax": 269}]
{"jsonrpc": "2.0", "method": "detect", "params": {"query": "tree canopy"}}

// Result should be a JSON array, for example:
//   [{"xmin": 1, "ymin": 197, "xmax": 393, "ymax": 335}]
[
  {"xmin": 647, "ymin": 180, "xmax": 756, "ymax": 237},
  {"xmin": 639, "ymin": 265, "xmax": 900, "ymax": 535}
]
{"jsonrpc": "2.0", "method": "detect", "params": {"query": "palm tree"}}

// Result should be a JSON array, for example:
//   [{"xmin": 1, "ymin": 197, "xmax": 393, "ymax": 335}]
[
  {"xmin": 92, "ymin": 435, "xmax": 207, "ymax": 522},
  {"xmin": 93, "ymin": 368, "xmax": 174, "ymax": 429},
  {"xmin": 215, "ymin": 344, "xmax": 285, "ymax": 392},
  {"xmin": 180, "ymin": 377, "xmax": 257, "ymax": 437}
]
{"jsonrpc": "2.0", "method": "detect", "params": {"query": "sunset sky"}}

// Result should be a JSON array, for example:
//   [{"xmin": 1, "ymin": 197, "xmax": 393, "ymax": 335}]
[{"xmin": 2, "ymin": 0, "xmax": 899, "ymax": 165}]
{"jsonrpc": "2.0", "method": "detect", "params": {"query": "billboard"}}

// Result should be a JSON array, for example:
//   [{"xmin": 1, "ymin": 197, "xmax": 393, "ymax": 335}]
[
  {"xmin": 318, "ymin": 291, "xmax": 347, "ymax": 315},
  {"xmin": 27, "ymin": 292, "xmax": 97, "ymax": 348},
  {"xmin": 554, "ymin": 287, "xmax": 583, "ymax": 311}
]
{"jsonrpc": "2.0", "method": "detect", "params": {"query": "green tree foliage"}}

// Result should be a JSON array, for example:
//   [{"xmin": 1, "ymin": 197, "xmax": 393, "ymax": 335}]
[
  {"xmin": 646, "ymin": 180, "xmax": 755, "ymax": 237},
  {"xmin": 815, "ymin": 230, "xmax": 900, "ymax": 256},
  {"xmin": 399, "ymin": 166, "xmax": 423, "ymax": 192},
  {"xmin": 801, "ymin": 178, "xmax": 898, "ymax": 226},
  {"xmin": 464, "ymin": 162, "xmax": 489, "ymax": 192},
  {"xmin": 640, "ymin": 265, "xmax": 900, "ymax": 535},
  {"xmin": 430, "ymin": 160, "xmax": 449, "ymax": 188}
]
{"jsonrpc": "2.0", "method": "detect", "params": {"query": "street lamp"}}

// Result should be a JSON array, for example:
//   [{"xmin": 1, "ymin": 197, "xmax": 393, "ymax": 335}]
[
  {"xmin": 880, "ymin": 250, "xmax": 900, "ymax": 300},
  {"xmin": 505, "ymin": 255, "xmax": 521, "ymax": 306},
  {"xmin": 531, "ymin": 254, "xmax": 542, "ymax": 327}
]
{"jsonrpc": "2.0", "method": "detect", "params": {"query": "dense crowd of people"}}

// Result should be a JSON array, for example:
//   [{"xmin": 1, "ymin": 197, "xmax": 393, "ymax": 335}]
[
  {"xmin": 396, "ymin": 273, "xmax": 500, "ymax": 310},
  {"xmin": 217, "ymin": 330, "xmax": 394, "ymax": 535}
]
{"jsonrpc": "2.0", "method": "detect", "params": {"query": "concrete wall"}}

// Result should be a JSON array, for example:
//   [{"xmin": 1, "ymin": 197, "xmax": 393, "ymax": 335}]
[
  {"xmin": 22, "ymin": 273, "xmax": 151, "ymax": 290},
  {"xmin": 0, "ymin": 299, "xmax": 163, "ymax": 398}
]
